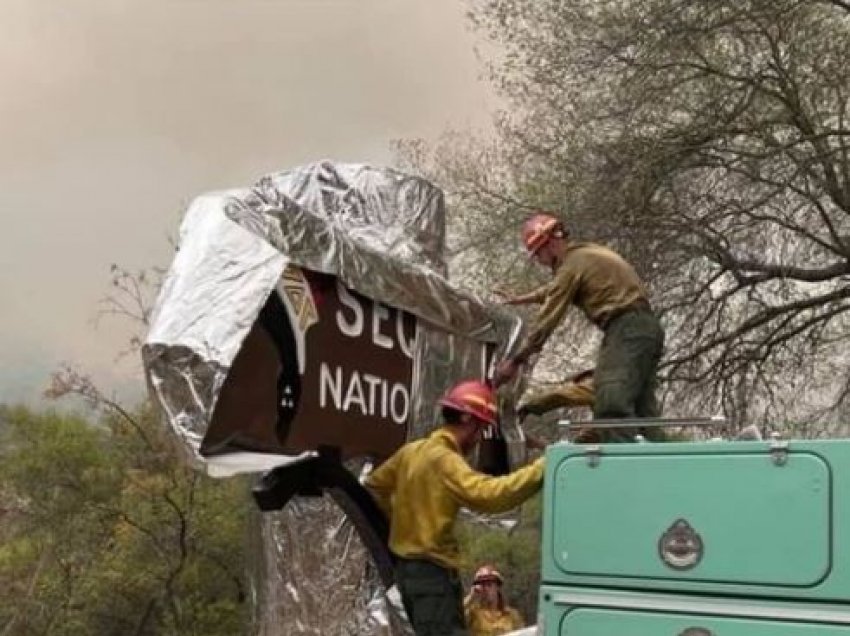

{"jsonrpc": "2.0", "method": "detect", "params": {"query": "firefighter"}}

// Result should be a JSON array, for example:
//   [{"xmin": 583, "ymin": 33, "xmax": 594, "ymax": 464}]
[
  {"xmin": 493, "ymin": 211, "xmax": 664, "ymax": 439},
  {"xmin": 365, "ymin": 380, "xmax": 545, "ymax": 636},
  {"xmin": 463, "ymin": 565, "xmax": 525, "ymax": 636}
]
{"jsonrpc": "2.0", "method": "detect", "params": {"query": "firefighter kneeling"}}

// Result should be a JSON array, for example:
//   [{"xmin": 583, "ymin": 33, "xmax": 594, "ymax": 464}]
[{"xmin": 366, "ymin": 380, "xmax": 544, "ymax": 636}]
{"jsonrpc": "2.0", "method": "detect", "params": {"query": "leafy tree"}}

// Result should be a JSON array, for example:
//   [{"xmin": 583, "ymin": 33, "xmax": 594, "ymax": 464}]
[
  {"xmin": 400, "ymin": 0, "xmax": 850, "ymax": 431},
  {"xmin": 0, "ymin": 402, "xmax": 251, "ymax": 636},
  {"xmin": 1, "ymin": 263, "xmax": 252, "ymax": 635}
]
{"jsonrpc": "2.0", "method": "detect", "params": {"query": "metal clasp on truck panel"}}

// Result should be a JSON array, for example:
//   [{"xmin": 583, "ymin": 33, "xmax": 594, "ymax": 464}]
[
  {"xmin": 769, "ymin": 439, "xmax": 789, "ymax": 466},
  {"xmin": 659, "ymin": 519, "xmax": 704, "ymax": 571},
  {"xmin": 585, "ymin": 445, "xmax": 602, "ymax": 468}
]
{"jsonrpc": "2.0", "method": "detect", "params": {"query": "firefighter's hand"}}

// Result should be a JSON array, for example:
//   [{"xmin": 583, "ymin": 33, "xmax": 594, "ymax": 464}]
[
  {"xmin": 492, "ymin": 286, "xmax": 515, "ymax": 304},
  {"xmin": 493, "ymin": 359, "xmax": 520, "ymax": 387},
  {"xmin": 525, "ymin": 433, "xmax": 547, "ymax": 451},
  {"xmin": 493, "ymin": 286, "xmax": 526, "ymax": 306}
]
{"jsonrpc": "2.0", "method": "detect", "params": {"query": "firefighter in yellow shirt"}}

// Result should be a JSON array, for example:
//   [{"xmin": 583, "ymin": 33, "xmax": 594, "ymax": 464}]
[
  {"xmin": 365, "ymin": 380, "xmax": 545, "ymax": 636},
  {"xmin": 464, "ymin": 565, "xmax": 525, "ymax": 636}
]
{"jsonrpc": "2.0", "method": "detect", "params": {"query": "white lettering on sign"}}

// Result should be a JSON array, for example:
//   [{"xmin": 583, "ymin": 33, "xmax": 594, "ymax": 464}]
[
  {"xmin": 319, "ymin": 362, "xmax": 409, "ymax": 424},
  {"xmin": 336, "ymin": 283, "xmax": 364, "ymax": 337},
  {"xmin": 343, "ymin": 371, "xmax": 367, "ymax": 413},
  {"xmin": 390, "ymin": 383, "xmax": 409, "ymax": 423},
  {"xmin": 372, "ymin": 302, "xmax": 394, "ymax": 349},
  {"xmin": 362, "ymin": 373, "xmax": 382, "ymax": 414},
  {"xmin": 380, "ymin": 375, "xmax": 389, "ymax": 418},
  {"xmin": 398, "ymin": 319, "xmax": 415, "ymax": 358},
  {"xmin": 320, "ymin": 364, "xmax": 343, "ymax": 408},
  {"xmin": 334, "ymin": 281, "xmax": 415, "ymax": 359}
]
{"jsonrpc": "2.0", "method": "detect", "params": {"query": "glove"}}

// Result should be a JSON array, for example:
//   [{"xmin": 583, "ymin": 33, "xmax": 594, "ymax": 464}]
[{"xmin": 492, "ymin": 359, "xmax": 520, "ymax": 387}]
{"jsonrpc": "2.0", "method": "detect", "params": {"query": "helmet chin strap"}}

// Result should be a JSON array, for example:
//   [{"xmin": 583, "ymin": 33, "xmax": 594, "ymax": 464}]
[
  {"xmin": 546, "ymin": 237, "xmax": 567, "ymax": 272},
  {"xmin": 456, "ymin": 415, "xmax": 486, "ymax": 453}
]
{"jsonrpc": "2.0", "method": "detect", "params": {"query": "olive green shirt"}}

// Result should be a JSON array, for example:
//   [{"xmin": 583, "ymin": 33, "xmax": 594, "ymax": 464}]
[{"xmin": 515, "ymin": 242, "xmax": 647, "ymax": 362}]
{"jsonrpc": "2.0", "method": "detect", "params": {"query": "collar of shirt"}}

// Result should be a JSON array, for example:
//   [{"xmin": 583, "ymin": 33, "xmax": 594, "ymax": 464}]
[{"xmin": 430, "ymin": 426, "xmax": 461, "ymax": 454}]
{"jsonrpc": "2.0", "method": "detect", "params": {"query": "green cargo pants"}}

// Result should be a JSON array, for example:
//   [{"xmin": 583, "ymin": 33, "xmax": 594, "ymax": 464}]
[
  {"xmin": 394, "ymin": 557, "xmax": 467, "ymax": 636},
  {"xmin": 592, "ymin": 307, "xmax": 665, "ymax": 442}
]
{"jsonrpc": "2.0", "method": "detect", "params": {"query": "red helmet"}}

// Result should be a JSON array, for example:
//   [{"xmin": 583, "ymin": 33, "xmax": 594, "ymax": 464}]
[
  {"xmin": 439, "ymin": 380, "xmax": 498, "ymax": 427},
  {"xmin": 521, "ymin": 211, "xmax": 564, "ymax": 254},
  {"xmin": 473, "ymin": 564, "xmax": 504, "ymax": 585}
]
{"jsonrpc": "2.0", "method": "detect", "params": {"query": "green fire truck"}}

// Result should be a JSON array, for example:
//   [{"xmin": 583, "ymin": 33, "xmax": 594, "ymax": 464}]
[{"xmin": 529, "ymin": 418, "xmax": 850, "ymax": 635}]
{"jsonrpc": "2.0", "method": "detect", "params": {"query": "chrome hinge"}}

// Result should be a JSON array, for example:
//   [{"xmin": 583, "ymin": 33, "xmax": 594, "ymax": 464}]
[
  {"xmin": 586, "ymin": 445, "xmax": 602, "ymax": 468},
  {"xmin": 769, "ymin": 439, "xmax": 789, "ymax": 466}
]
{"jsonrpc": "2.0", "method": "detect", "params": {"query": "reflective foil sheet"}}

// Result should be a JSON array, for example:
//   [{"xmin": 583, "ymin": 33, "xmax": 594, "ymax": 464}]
[
  {"xmin": 251, "ymin": 499, "xmax": 409, "ymax": 636},
  {"xmin": 142, "ymin": 162, "xmax": 527, "ymax": 636},
  {"xmin": 143, "ymin": 161, "xmax": 525, "ymax": 471}
]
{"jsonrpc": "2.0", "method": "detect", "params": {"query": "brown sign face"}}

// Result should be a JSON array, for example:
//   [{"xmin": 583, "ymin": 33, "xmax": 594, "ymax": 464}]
[{"xmin": 202, "ymin": 266, "xmax": 417, "ymax": 461}]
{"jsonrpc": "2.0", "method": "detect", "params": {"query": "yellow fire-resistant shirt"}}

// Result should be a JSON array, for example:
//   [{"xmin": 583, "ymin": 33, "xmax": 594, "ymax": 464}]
[
  {"xmin": 515, "ymin": 242, "xmax": 647, "ymax": 362},
  {"xmin": 464, "ymin": 601, "xmax": 525, "ymax": 636},
  {"xmin": 365, "ymin": 427, "xmax": 545, "ymax": 570}
]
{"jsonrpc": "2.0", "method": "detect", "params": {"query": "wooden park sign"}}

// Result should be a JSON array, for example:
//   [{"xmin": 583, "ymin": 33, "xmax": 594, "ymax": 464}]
[{"xmin": 202, "ymin": 265, "xmax": 417, "ymax": 461}]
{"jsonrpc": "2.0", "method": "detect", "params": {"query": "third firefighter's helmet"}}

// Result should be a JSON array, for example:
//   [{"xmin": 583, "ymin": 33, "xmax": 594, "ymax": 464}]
[
  {"xmin": 439, "ymin": 379, "xmax": 498, "ymax": 427},
  {"xmin": 473, "ymin": 564, "xmax": 504, "ymax": 585},
  {"xmin": 521, "ymin": 211, "xmax": 564, "ymax": 254}
]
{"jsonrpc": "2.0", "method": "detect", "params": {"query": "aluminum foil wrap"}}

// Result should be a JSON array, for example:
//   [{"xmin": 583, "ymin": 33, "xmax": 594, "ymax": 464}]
[
  {"xmin": 251, "ymin": 460, "xmax": 414, "ymax": 636},
  {"xmin": 143, "ymin": 161, "xmax": 525, "ymax": 469},
  {"xmin": 142, "ymin": 161, "xmax": 527, "ymax": 636}
]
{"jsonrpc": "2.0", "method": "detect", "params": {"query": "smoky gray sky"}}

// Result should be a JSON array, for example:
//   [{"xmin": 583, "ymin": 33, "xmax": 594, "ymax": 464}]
[{"xmin": 0, "ymin": 0, "xmax": 496, "ymax": 405}]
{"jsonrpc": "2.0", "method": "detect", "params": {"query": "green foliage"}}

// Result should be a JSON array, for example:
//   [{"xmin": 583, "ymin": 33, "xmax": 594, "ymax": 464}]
[
  {"xmin": 399, "ymin": 0, "xmax": 850, "ymax": 428},
  {"xmin": 0, "ymin": 404, "xmax": 251, "ymax": 636},
  {"xmin": 457, "ymin": 494, "xmax": 543, "ymax": 625}
]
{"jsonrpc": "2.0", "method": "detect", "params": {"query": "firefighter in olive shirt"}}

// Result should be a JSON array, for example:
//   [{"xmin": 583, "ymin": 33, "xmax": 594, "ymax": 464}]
[
  {"xmin": 365, "ymin": 380, "xmax": 545, "ymax": 636},
  {"xmin": 494, "ymin": 212, "xmax": 664, "ymax": 439}
]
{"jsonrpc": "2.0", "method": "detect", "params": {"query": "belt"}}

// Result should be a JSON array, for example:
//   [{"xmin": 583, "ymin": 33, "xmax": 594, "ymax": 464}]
[
  {"xmin": 594, "ymin": 298, "xmax": 652, "ymax": 330},
  {"xmin": 394, "ymin": 555, "xmax": 459, "ymax": 578}
]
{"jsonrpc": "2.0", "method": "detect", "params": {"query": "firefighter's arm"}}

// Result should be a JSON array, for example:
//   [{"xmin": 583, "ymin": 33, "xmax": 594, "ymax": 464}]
[
  {"xmin": 463, "ymin": 591, "xmax": 477, "ymax": 623},
  {"xmin": 438, "ymin": 452, "xmax": 545, "ymax": 514},
  {"xmin": 364, "ymin": 453, "xmax": 401, "ymax": 517},
  {"xmin": 513, "ymin": 267, "xmax": 580, "ymax": 363},
  {"xmin": 509, "ymin": 607, "xmax": 525, "ymax": 629},
  {"xmin": 494, "ymin": 283, "xmax": 550, "ymax": 306}
]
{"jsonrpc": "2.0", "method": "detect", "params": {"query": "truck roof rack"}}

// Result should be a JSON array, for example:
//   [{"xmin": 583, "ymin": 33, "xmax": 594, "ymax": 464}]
[{"xmin": 558, "ymin": 416, "xmax": 727, "ymax": 430}]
